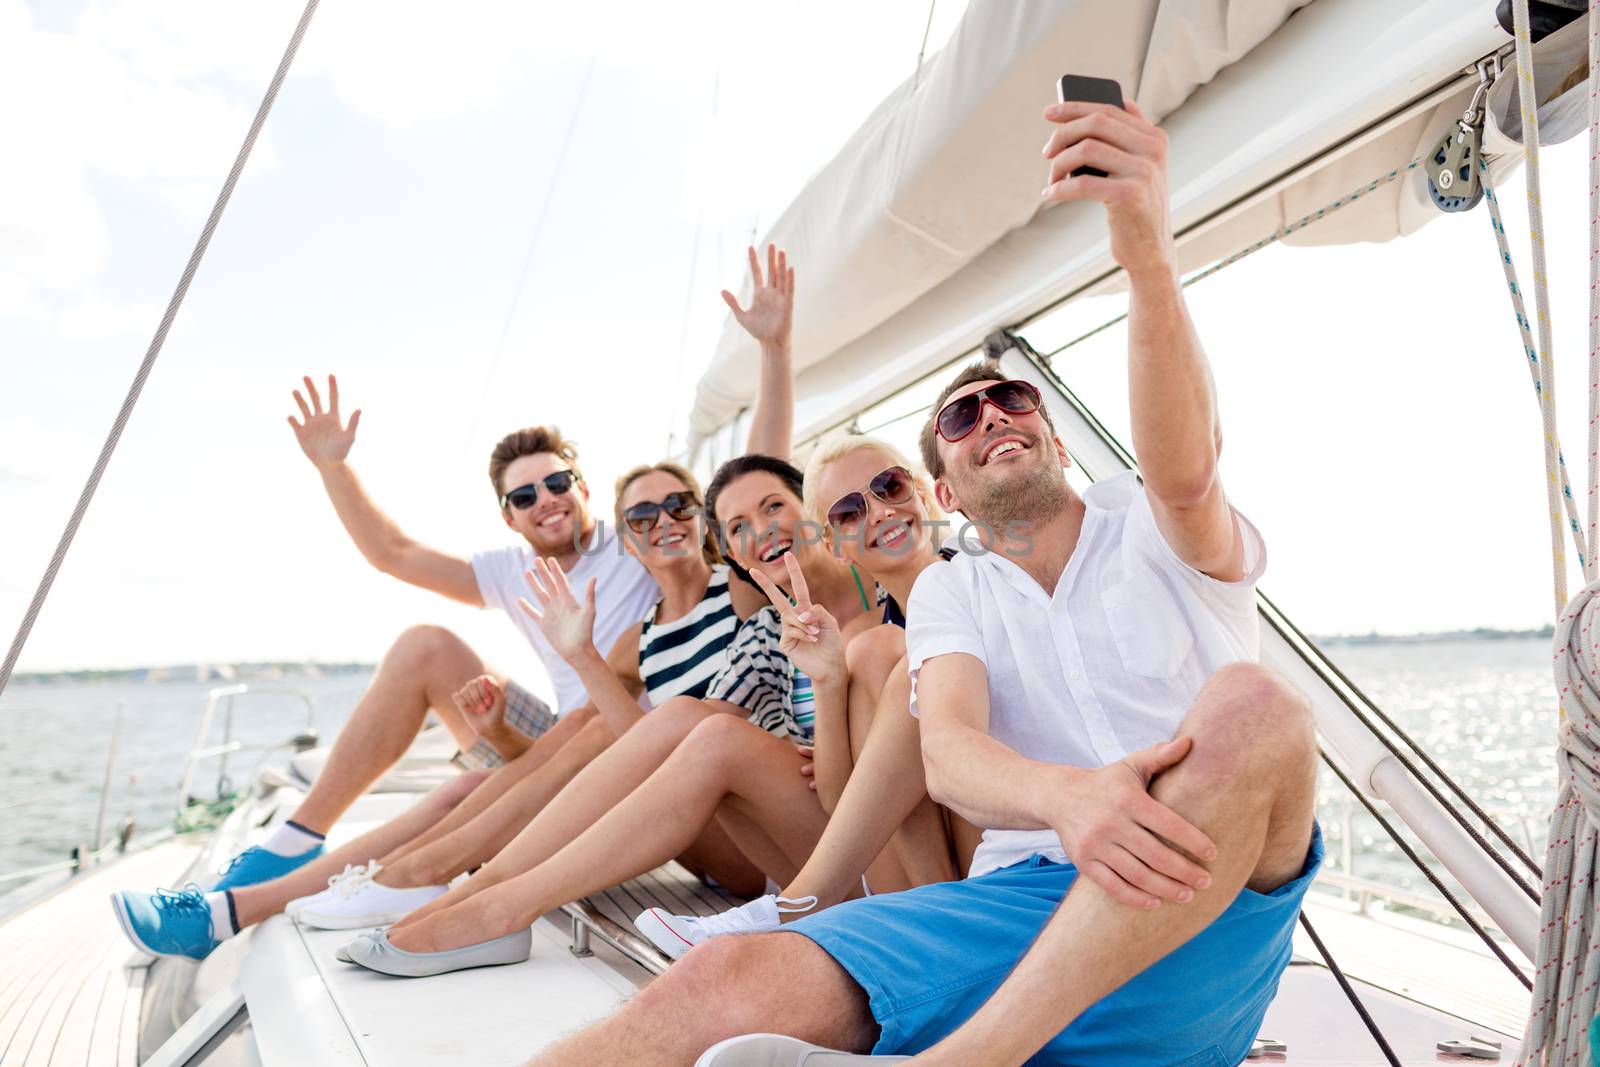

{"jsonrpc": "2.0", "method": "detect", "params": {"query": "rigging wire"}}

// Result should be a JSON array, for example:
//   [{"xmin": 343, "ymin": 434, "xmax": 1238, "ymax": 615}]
[
  {"xmin": 0, "ymin": 0, "xmax": 323, "ymax": 701},
  {"xmin": 459, "ymin": 58, "xmax": 597, "ymax": 456},
  {"xmin": 1483, "ymin": 159, "xmax": 1590, "ymax": 575},
  {"xmin": 1320, "ymin": 752, "xmax": 1534, "ymax": 990},
  {"xmin": 913, "ymin": 0, "xmax": 939, "ymax": 90},
  {"xmin": 1297, "ymin": 912, "xmax": 1405, "ymax": 1067}
]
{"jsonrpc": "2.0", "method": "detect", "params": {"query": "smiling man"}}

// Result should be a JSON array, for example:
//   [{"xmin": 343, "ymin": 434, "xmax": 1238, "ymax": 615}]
[
  {"xmin": 200, "ymin": 378, "xmax": 660, "ymax": 891},
  {"xmin": 531, "ymin": 97, "xmax": 1320, "ymax": 1067}
]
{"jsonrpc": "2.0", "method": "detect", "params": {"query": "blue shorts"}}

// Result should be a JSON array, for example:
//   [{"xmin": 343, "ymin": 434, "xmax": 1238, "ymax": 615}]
[{"xmin": 787, "ymin": 823, "xmax": 1323, "ymax": 1066}]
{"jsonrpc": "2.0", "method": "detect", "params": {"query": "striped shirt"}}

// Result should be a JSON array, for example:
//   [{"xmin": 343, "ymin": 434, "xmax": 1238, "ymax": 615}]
[
  {"xmin": 637, "ymin": 566, "xmax": 739, "ymax": 705},
  {"xmin": 707, "ymin": 607, "xmax": 811, "ymax": 743}
]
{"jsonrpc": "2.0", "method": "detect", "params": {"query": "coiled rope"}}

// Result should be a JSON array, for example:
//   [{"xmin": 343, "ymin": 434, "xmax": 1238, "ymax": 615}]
[
  {"xmin": 1511, "ymin": 0, "xmax": 1600, "ymax": 1061},
  {"xmin": 1520, "ymin": 577, "xmax": 1600, "ymax": 1063},
  {"xmin": 0, "ymin": 0, "xmax": 322, "ymax": 700}
]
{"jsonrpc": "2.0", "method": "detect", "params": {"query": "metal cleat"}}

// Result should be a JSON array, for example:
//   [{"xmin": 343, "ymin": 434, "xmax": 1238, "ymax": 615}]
[
  {"xmin": 1248, "ymin": 1038, "xmax": 1288, "ymax": 1058},
  {"xmin": 1436, "ymin": 1036, "xmax": 1502, "ymax": 1059}
]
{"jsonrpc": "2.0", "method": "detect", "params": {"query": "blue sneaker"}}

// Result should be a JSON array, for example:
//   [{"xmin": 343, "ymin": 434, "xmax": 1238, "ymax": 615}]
[
  {"xmin": 110, "ymin": 885, "xmax": 220, "ymax": 960},
  {"xmin": 209, "ymin": 844, "xmax": 324, "ymax": 892}
]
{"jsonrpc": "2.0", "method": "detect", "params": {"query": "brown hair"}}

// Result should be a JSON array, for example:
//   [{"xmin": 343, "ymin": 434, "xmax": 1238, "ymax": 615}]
[
  {"xmin": 918, "ymin": 361, "xmax": 1055, "ymax": 480},
  {"xmin": 488, "ymin": 426, "xmax": 581, "ymax": 500},
  {"xmin": 614, "ymin": 461, "xmax": 720, "ymax": 565}
]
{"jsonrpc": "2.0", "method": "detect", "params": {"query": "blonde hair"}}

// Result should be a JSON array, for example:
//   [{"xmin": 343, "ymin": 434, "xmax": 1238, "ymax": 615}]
[
  {"xmin": 801, "ymin": 435, "xmax": 941, "ymax": 529},
  {"xmin": 613, "ymin": 461, "xmax": 719, "ymax": 565}
]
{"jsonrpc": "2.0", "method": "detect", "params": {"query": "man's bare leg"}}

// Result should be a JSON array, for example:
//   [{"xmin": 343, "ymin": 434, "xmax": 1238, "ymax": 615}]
[
  {"xmin": 290, "ymin": 624, "xmax": 490, "ymax": 834},
  {"xmin": 229, "ymin": 769, "xmax": 490, "ymax": 927},
  {"xmin": 535, "ymin": 933, "xmax": 874, "ymax": 1065},
  {"xmin": 913, "ymin": 663, "xmax": 1318, "ymax": 1065}
]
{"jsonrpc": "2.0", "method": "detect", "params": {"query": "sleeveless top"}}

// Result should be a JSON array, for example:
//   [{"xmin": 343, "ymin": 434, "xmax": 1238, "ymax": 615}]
[{"xmin": 637, "ymin": 565, "xmax": 739, "ymax": 706}]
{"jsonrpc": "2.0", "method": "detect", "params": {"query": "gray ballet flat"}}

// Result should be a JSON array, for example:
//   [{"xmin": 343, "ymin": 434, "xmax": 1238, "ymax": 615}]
[
  {"xmin": 343, "ymin": 927, "xmax": 532, "ymax": 977},
  {"xmin": 334, "ymin": 929, "xmax": 381, "ymax": 964}
]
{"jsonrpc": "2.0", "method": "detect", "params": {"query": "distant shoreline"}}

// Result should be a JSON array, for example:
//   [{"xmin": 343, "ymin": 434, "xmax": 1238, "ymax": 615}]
[
  {"xmin": 6, "ymin": 627, "xmax": 1559, "ymax": 684},
  {"xmin": 9, "ymin": 662, "xmax": 375, "ymax": 687}
]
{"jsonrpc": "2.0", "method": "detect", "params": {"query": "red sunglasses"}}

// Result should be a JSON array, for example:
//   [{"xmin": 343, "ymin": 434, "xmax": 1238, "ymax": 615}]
[{"xmin": 934, "ymin": 380, "xmax": 1042, "ymax": 442}]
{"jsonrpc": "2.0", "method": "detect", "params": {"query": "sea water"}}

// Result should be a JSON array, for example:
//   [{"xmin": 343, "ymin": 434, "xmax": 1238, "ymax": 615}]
[{"xmin": 0, "ymin": 638, "xmax": 1563, "ymax": 918}]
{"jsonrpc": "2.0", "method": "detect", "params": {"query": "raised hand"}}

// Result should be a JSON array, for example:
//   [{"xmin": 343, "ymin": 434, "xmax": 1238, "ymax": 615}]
[
  {"xmin": 747, "ymin": 552, "xmax": 844, "ymax": 687},
  {"xmin": 517, "ymin": 557, "xmax": 598, "ymax": 664},
  {"xmin": 1040, "ymin": 98, "xmax": 1175, "ymax": 281},
  {"xmin": 452, "ymin": 674, "xmax": 506, "ymax": 738},
  {"xmin": 287, "ymin": 374, "xmax": 361, "ymax": 470},
  {"xmin": 1047, "ymin": 736, "xmax": 1217, "ymax": 910},
  {"xmin": 722, "ymin": 244, "xmax": 795, "ymax": 349}
]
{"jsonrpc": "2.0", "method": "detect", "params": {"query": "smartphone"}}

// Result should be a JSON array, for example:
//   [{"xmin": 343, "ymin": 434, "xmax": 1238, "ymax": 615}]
[{"xmin": 1056, "ymin": 75, "xmax": 1125, "ymax": 178}]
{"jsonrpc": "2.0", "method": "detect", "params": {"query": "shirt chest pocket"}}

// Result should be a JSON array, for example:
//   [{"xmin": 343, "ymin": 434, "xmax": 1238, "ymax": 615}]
[{"xmin": 1100, "ymin": 563, "xmax": 1193, "ymax": 679}]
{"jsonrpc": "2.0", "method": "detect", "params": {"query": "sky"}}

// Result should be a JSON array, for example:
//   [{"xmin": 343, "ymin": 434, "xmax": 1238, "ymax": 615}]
[{"xmin": 1, "ymin": 0, "xmax": 1596, "ymax": 681}]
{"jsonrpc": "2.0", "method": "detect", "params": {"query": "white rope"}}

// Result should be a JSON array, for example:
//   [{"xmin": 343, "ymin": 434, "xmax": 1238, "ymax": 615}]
[
  {"xmin": 0, "ymin": 0, "xmax": 321, "ymax": 699},
  {"xmin": 1516, "ymin": 5, "xmax": 1600, "ymax": 1062},
  {"xmin": 1519, "ymin": 575, "xmax": 1600, "ymax": 1065}
]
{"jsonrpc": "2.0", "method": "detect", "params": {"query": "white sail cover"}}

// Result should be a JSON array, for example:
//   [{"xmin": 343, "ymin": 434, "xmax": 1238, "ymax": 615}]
[{"xmin": 689, "ymin": 0, "xmax": 1512, "ymax": 450}]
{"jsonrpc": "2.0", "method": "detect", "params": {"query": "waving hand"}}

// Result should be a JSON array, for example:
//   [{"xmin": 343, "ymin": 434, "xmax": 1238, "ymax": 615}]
[
  {"xmin": 517, "ymin": 557, "xmax": 598, "ymax": 664},
  {"xmin": 722, "ymin": 244, "xmax": 795, "ymax": 349},
  {"xmin": 288, "ymin": 375, "xmax": 361, "ymax": 470}
]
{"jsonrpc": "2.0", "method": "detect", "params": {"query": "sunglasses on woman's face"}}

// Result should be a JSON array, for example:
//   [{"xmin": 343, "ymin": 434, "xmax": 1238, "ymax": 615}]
[
  {"xmin": 934, "ymin": 380, "xmax": 1043, "ymax": 443},
  {"xmin": 826, "ymin": 465, "xmax": 916, "ymax": 531},
  {"xmin": 622, "ymin": 491, "xmax": 702, "ymax": 535},
  {"xmin": 500, "ymin": 469, "xmax": 581, "ymax": 510}
]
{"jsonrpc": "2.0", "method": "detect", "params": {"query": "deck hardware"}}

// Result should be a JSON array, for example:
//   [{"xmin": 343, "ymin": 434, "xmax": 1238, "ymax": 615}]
[
  {"xmin": 1247, "ymin": 1038, "xmax": 1288, "ymax": 1057},
  {"xmin": 1436, "ymin": 1036, "xmax": 1502, "ymax": 1059},
  {"xmin": 1427, "ymin": 56, "xmax": 1498, "ymax": 213},
  {"xmin": 570, "ymin": 914, "xmax": 594, "ymax": 958}
]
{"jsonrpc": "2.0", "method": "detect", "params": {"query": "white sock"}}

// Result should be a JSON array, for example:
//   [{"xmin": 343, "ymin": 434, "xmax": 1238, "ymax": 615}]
[
  {"xmin": 206, "ymin": 891, "xmax": 239, "ymax": 941},
  {"xmin": 263, "ymin": 820, "xmax": 324, "ymax": 857}
]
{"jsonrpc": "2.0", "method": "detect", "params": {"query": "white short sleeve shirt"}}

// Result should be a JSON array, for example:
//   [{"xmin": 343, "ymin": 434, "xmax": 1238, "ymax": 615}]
[
  {"xmin": 472, "ymin": 525, "xmax": 661, "ymax": 715},
  {"xmin": 906, "ymin": 471, "xmax": 1266, "ymax": 877}
]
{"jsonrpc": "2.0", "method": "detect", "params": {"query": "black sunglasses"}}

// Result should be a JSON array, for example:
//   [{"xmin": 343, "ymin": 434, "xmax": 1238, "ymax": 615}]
[
  {"xmin": 827, "ymin": 465, "xmax": 916, "ymax": 530},
  {"xmin": 622, "ymin": 491, "xmax": 702, "ymax": 534},
  {"xmin": 500, "ymin": 469, "xmax": 581, "ymax": 510},
  {"xmin": 935, "ymin": 380, "xmax": 1042, "ymax": 442}
]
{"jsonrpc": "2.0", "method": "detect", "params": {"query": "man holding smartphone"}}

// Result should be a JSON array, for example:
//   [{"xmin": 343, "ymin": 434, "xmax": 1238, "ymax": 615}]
[{"xmin": 531, "ymin": 90, "xmax": 1320, "ymax": 1067}]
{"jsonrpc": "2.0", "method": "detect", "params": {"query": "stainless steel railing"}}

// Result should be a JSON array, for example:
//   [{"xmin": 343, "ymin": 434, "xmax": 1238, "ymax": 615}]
[{"xmin": 174, "ymin": 684, "xmax": 321, "ymax": 819}]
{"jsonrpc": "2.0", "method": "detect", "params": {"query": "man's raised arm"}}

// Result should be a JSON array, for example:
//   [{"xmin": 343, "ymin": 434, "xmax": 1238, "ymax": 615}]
[
  {"xmin": 1041, "ymin": 98, "xmax": 1242, "ymax": 581},
  {"xmin": 288, "ymin": 375, "xmax": 482, "ymax": 606}
]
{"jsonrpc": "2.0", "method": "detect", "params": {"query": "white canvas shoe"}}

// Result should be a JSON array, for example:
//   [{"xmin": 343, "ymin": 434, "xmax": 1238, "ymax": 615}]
[
  {"xmin": 287, "ymin": 861, "xmax": 377, "ymax": 920},
  {"xmin": 695, "ymin": 1034, "xmax": 908, "ymax": 1066},
  {"xmin": 633, "ymin": 894, "xmax": 817, "ymax": 960},
  {"xmin": 295, "ymin": 865, "xmax": 447, "ymax": 930}
]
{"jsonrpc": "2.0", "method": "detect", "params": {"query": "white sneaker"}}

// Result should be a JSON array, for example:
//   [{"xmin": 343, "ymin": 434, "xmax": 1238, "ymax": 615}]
[
  {"xmin": 695, "ymin": 1034, "xmax": 907, "ymax": 1065},
  {"xmin": 633, "ymin": 894, "xmax": 817, "ymax": 960},
  {"xmin": 296, "ymin": 865, "xmax": 447, "ymax": 930},
  {"xmin": 287, "ymin": 862, "xmax": 376, "ymax": 919}
]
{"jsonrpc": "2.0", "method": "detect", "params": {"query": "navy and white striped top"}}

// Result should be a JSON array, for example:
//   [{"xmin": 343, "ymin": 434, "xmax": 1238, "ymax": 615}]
[{"xmin": 638, "ymin": 565, "xmax": 739, "ymax": 706}]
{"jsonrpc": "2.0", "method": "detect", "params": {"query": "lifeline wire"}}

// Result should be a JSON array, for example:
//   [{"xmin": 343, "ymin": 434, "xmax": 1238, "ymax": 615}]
[{"xmin": 0, "ymin": 0, "xmax": 322, "ymax": 700}]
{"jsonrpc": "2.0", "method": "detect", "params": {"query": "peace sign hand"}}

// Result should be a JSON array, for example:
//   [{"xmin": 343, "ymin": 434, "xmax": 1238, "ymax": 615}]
[
  {"xmin": 722, "ymin": 244, "xmax": 795, "ymax": 349},
  {"xmin": 517, "ymin": 557, "xmax": 599, "ymax": 664},
  {"xmin": 287, "ymin": 374, "xmax": 361, "ymax": 470},
  {"xmin": 747, "ymin": 552, "xmax": 844, "ymax": 687}
]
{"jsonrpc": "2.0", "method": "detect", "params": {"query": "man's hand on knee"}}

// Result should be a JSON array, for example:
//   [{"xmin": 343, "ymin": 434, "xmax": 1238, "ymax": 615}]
[{"xmin": 1048, "ymin": 738, "xmax": 1216, "ymax": 910}]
